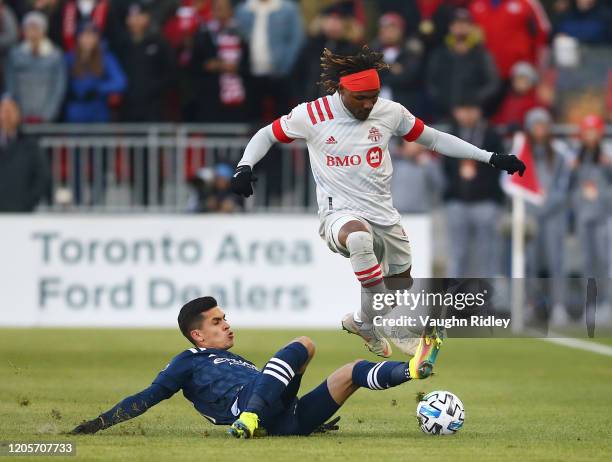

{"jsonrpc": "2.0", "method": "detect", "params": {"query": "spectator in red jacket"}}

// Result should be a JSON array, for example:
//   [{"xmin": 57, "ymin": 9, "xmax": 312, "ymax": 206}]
[
  {"xmin": 470, "ymin": 0, "xmax": 550, "ymax": 79},
  {"xmin": 491, "ymin": 61, "xmax": 543, "ymax": 129}
]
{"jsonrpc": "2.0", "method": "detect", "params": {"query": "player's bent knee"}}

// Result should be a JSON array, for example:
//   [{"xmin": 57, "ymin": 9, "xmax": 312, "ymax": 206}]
[
  {"xmin": 294, "ymin": 336, "xmax": 316, "ymax": 357},
  {"xmin": 345, "ymin": 231, "xmax": 374, "ymax": 256},
  {"xmin": 338, "ymin": 221, "xmax": 369, "ymax": 248}
]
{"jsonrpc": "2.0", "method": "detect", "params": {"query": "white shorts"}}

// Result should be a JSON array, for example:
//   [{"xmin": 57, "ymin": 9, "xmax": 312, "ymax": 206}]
[{"xmin": 319, "ymin": 211, "xmax": 412, "ymax": 276}]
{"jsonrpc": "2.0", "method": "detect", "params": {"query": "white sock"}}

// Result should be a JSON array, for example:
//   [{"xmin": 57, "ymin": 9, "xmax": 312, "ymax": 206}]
[{"xmin": 346, "ymin": 231, "xmax": 389, "ymax": 329}]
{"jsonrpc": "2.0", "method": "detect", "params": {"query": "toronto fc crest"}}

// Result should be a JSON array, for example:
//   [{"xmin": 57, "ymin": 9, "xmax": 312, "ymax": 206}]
[{"xmin": 368, "ymin": 126, "xmax": 382, "ymax": 142}]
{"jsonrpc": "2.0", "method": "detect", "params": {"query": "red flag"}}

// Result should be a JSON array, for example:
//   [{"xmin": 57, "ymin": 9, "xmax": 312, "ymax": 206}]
[{"xmin": 503, "ymin": 132, "xmax": 543, "ymax": 204}]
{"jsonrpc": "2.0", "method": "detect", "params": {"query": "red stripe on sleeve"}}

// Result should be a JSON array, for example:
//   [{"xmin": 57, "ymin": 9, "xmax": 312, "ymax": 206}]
[
  {"xmin": 314, "ymin": 99, "xmax": 325, "ymax": 122},
  {"xmin": 306, "ymin": 103, "xmax": 317, "ymax": 125},
  {"xmin": 322, "ymin": 96, "xmax": 334, "ymax": 120},
  {"xmin": 272, "ymin": 118, "xmax": 294, "ymax": 144},
  {"xmin": 403, "ymin": 118, "xmax": 425, "ymax": 142}
]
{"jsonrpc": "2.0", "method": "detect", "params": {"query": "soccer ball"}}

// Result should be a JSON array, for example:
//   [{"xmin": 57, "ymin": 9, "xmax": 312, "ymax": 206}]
[{"xmin": 416, "ymin": 390, "xmax": 465, "ymax": 435}]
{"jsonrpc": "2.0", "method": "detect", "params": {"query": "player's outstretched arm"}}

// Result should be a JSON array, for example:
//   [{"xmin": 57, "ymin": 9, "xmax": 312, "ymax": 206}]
[
  {"xmin": 231, "ymin": 125, "xmax": 277, "ymax": 198},
  {"xmin": 415, "ymin": 125, "xmax": 526, "ymax": 176},
  {"xmin": 70, "ymin": 383, "xmax": 174, "ymax": 434}
]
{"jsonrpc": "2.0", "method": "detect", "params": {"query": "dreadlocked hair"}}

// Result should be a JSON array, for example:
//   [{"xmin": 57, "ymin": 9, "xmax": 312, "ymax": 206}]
[{"xmin": 319, "ymin": 46, "xmax": 389, "ymax": 94}]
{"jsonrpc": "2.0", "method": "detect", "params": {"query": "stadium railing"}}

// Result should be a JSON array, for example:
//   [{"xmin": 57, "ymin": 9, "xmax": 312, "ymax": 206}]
[
  {"xmin": 24, "ymin": 123, "xmax": 609, "ymax": 213},
  {"xmin": 25, "ymin": 123, "xmax": 316, "ymax": 213}
]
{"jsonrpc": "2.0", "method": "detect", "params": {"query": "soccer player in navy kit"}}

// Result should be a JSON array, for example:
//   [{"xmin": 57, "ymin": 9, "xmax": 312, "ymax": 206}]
[{"xmin": 70, "ymin": 296, "xmax": 441, "ymax": 438}]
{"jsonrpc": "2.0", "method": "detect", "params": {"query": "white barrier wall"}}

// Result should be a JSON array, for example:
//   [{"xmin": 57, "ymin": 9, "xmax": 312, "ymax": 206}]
[{"xmin": 0, "ymin": 215, "xmax": 431, "ymax": 327}]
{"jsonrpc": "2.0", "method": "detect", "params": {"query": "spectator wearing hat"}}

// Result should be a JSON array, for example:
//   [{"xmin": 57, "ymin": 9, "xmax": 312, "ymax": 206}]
[
  {"xmin": 469, "ymin": 0, "xmax": 550, "ymax": 80},
  {"xmin": 64, "ymin": 22, "xmax": 126, "ymax": 122},
  {"xmin": 0, "ymin": 96, "xmax": 50, "ymax": 212},
  {"xmin": 187, "ymin": 163, "xmax": 243, "ymax": 213},
  {"xmin": 371, "ymin": 12, "xmax": 425, "ymax": 115},
  {"xmin": 0, "ymin": 1, "xmax": 18, "ymax": 76},
  {"xmin": 442, "ymin": 97, "xmax": 505, "ymax": 277},
  {"xmin": 5, "ymin": 12, "xmax": 66, "ymax": 123},
  {"xmin": 210, "ymin": 163, "xmax": 243, "ymax": 213},
  {"xmin": 570, "ymin": 115, "xmax": 612, "ymax": 300},
  {"xmin": 520, "ymin": 108, "xmax": 572, "ymax": 324},
  {"xmin": 426, "ymin": 8, "xmax": 499, "ymax": 120},
  {"xmin": 236, "ymin": 0, "xmax": 304, "ymax": 123},
  {"xmin": 553, "ymin": 0, "xmax": 612, "ymax": 45},
  {"xmin": 116, "ymin": 2, "xmax": 174, "ymax": 122},
  {"xmin": 492, "ymin": 61, "xmax": 545, "ymax": 130},
  {"xmin": 191, "ymin": 0, "xmax": 249, "ymax": 122},
  {"xmin": 298, "ymin": 4, "xmax": 360, "ymax": 102},
  {"xmin": 26, "ymin": 1, "xmax": 65, "ymax": 50}
]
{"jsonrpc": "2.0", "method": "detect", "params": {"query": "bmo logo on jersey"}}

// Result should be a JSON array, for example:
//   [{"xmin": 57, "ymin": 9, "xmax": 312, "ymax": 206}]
[{"xmin": 326, "ymin": 147, "xmax": 383, "ymax": 168}]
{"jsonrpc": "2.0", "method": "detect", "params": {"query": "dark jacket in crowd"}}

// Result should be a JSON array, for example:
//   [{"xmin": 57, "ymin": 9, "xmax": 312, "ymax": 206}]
[
  {"xmin": 426, "ymin": 36, "xmax": 499, "ymax": 118},
  {"xmin": 190, "ymin": 19, "xmax": 249, "ymax": 122},
  {"xmin": 554, "ymin": 1, "xmax": 612, "ymax": 45},
  {"xmin": 371, "ymin": 0, "xmax": 456, "ymax": 49},
  {"xmin": 112, "ymin": 0, "xmax": 180, "ymax": 34},
  {"xmin": 372, "ymin": 38, "xmax": 424, "ymax": 115},
  {"xmin": 0, "ymin": 135, "xmax": 50, "ymax": 212},
  {"xmin": 299, "ymin": 34, "xmax": 360, "ymax": 102},
  {"xmin": 442, "ymin": 122, "xmax": 504, "ymax": 203},
  {"xmin": 116, "ymin": 33, "xmax": 174, "ymax": 122}
]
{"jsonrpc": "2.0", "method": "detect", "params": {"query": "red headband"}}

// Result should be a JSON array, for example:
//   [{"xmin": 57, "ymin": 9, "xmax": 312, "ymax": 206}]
[{"xmin": 339, "ymin": 69, "xmax": 380, "ymax": 92}]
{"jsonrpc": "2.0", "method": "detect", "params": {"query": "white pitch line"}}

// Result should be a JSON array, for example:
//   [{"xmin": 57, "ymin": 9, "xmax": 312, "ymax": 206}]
[{"xmin": 542, "ymin": 335, "xmax": 612, "ymax": 357}]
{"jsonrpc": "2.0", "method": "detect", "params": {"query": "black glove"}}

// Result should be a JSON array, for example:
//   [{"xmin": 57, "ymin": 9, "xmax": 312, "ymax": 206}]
[
  {"xmin": 312, "ymin": 416, "xmax": 341, "ymax": 433},
  {"xmin": 231, "ymin": 165, "xmax": 257, "ymax": 198},
  {"xmin": 70, "ymin": 417, "xmax": 104, "ymax": 435},
  {"xmin": 489, "ymin": 153, "xmax": 526, "ymax": 176}
]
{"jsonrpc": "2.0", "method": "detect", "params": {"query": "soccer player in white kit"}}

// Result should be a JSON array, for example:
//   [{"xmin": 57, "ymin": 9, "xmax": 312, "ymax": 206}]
[{"xmin": 232, "ymin": 48, "xmax": 525, "ymax": 358}]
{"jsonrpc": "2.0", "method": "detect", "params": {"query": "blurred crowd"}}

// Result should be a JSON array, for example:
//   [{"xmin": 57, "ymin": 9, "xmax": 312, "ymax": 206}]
[
  {"xmin": 0, "ymin": 0, "xmax": 609, "ymax": 125},
  {"xmin": 0, "ymin": 1, "xmax": 611, "ymax": 320}
]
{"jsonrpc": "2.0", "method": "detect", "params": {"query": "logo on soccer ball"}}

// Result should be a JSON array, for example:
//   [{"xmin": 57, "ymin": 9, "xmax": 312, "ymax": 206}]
[
  {"xmin": 368, "ymin": 126, "xmax": 382, "ymax": 142},
  {"xmin": 416, "ymin": 391, "xmax": 465, "ymax": 435},
  {"xmin": 366, "ymin": 147, "xmax": 383, "ymax": 168}
]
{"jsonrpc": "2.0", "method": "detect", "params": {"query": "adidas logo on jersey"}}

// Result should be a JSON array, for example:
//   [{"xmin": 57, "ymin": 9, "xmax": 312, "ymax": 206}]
[{"xmin": 325, "ymin": 136, "xmax": 337, "ymax": 144}]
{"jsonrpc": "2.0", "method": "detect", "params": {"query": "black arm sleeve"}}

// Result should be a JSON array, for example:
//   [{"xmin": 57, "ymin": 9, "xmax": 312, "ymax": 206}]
[{"xmin": 98, "ymin": 383, "xmax": 175, "ymax": 429}]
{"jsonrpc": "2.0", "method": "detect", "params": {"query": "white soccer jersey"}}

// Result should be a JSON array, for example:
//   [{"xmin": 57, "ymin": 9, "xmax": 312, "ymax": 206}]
[{"xmin": 271, "ymin": 92, "xmax": 424, "ymax": 226}]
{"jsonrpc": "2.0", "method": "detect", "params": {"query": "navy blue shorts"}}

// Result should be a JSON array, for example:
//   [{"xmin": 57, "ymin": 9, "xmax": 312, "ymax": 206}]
[{"xmin": 238, "ymin": 376, "xmax": 339, "ymax": 436}]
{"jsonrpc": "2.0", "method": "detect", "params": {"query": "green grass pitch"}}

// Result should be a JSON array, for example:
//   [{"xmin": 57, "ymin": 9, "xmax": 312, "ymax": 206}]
[{"xmin": 1, "ymin": 328, "xmax": 612, "ymax": 461}]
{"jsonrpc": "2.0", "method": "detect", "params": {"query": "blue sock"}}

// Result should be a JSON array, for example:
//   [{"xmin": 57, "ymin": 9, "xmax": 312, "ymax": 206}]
[
  {"xmin": 245, "ymin": 342, "xmax": 309, "ymax": 414},
  {"xmin": 352, "ymin": 360, "xmax": 410, "ymax": 390}
]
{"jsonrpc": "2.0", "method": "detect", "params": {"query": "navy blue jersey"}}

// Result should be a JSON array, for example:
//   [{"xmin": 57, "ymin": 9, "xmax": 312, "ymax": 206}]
[{"xmin": 153, "ymin": 347, "xmax": 260, "ymax": 424}]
